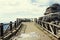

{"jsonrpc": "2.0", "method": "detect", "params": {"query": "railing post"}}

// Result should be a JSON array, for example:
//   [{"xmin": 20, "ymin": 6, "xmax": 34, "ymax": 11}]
[
  {"xmin": 19, "ymin": 19, "xmax": 21, "ymax": 24},
  {"xmin": 17, "ymin": 19, "xmax": 19, "ymax": 25},
  {"xmin": 14, "ymin": 21, "xmax": 16, "ymax": 29},
  {"xmin": 49, "ymin": 25, "xmax": 54, "ymax": 33},
  {"xmin": 34, "ymin": 18, "xmax": 37, "ymax": 23},
  {"xmin": 40, "ymin": 21, "xmax": 42, "ymax": 26},
  {"xmin": 53, "ymin": 27, "xmax": 57, "ymax": 35},
  {"xmin": 43, "ymin": 23, "xmax": 46, "ymax": 28},
  {"xmin": 10, "ymin": 21, "xmax": 12, "ymax": 33},
  {"xmin": 45, "ymin": 24, "xmax": 48, "ymax": 29},
  {"xmin": 47, "ymin": 24, "xmax": 51, "ymax": 31},
  {"xmin": 17, "ymin": 18, "xmax": 21, "ymax": 26},
  {"xmin": 16, "ymin": 18, "xmax": 19, "ymax": 27},
  {"xmin": 40, "ymin": 21, "xmax": 41, "ymax": 25},
  {"xmin": 0, "ymin": 23, "xmax": 3, "ymax": 37}
]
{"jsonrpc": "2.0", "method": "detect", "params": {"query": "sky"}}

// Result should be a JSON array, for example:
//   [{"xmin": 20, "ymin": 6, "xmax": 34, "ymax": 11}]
[{"xmin": 0, "ymin": 0, "xmax": 60, "ymax": 23}]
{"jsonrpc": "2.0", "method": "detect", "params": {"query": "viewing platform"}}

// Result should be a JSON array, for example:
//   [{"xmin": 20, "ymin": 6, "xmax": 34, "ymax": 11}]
[
  {"xmin": 0, "ymin": 18, "xmax": 60, "ymax": 40},
  {"xmin": 10, "ymin": 22, "xmax": 58, "ymax": 40}
]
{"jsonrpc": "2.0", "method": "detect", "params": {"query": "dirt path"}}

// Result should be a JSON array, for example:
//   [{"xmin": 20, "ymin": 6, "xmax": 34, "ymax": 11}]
[{"xmin": 11, "ymin": 22, "xmax": 52, "ymax": 40}]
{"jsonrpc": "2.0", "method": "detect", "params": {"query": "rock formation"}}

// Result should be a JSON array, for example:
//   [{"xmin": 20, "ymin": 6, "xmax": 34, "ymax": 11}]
[{"xmin": 44, "ymin": 3, "xmax": 60, "ymax": 15}]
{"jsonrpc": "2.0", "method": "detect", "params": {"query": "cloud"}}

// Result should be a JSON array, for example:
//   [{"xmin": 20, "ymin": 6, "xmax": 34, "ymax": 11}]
[
  {"xmin": 0, "ymin": 0, "xmax": 48, "ymax": 23},
  {"xmin": 53, "ymin": 0, "xmax": 60, "ymax": 3},
  {"xmin": 31, "ymin": 0, "xmax": 49, "ymax": 6},
  {"xmin": 48, "ymin": 0, "xmax": 60, "ymax": 5}
]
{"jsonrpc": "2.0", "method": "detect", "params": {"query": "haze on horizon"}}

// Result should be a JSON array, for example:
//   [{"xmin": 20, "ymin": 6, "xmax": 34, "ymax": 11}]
[{"xmin": 0, "ymin": 0, "xmax": 60, "ymax": 23}]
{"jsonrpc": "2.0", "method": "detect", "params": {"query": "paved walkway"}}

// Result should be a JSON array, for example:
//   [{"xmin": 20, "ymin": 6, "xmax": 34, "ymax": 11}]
[{"xmin": 10, "ymin": 22, "xmax": 53, "ymax": 40}]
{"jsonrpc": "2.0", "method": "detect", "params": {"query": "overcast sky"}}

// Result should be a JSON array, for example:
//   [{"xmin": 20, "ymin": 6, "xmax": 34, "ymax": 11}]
[{"xmin": 0, "ymin": 0, "xmax": 60, "ymax": 23}]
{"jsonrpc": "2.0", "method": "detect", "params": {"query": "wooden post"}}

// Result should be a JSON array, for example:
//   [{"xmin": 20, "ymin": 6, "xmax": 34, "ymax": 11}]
[
  {"xmin": 39, "ymin": 21, "xmax": 41, "ymax": 25},
  {"xmin": 34, "ymin": 18, "xmax": 37, "ymax": 23},
  {"xmin": 37, "ymin": 20, "xmax": 39, "ymax": 24},
  {"xmin": 47, "ymin": 24, "xmax": 51, "ymax": 31},
  {"xmin": 19, "ymin": 19, "xmax": 21, "ymax": 24},
  {"xmin": 17, "ymin": 18, "xmax": 20, "ymax": 26},
  {"xmin": 0, "ymin": 23, "xmax": 3, "ymax": 37},
  {"xmin": 40, "ymin": 21, "xmax": 42, "ymax": 26},
  {"xmin": 43, "ymin": 23, "xmax": 46, "ymax": 28},
  {"xmin": 45, "ymin": 24, "xmax": 48, "ymax": 29},
  {"xmin": 10, "ymin": 21, "xmax": 12, "ymax": 32},
  {"xmin": 18, "ymin": 19, "xmax": 19, "ymax": 25},
  {"xmin": 14, "ymin": 21, "xmax": 16, "ymax": 29},
  {"xmin": 16, "ymin": 18, "xmax": 18, "ymax": 27},
  {"xmin": 18, "ymin": 19, "xmax": 21, "ymax": 25},
  {"xmin": 53, "ymin": 26, "xmax": 57, "ymax": 35}
]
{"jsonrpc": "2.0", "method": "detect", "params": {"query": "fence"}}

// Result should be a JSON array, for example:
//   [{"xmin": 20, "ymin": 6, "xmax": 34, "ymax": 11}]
[
  {"xmin": 36, "ymin": 20, "xmax": 60, "ymax": 39},
  {"xmin": 0, "ymin": 18, "xmax": 22, "ymax": 40}
]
